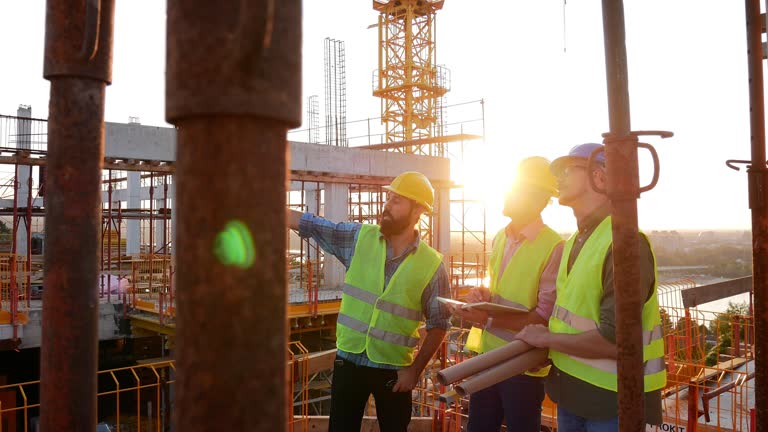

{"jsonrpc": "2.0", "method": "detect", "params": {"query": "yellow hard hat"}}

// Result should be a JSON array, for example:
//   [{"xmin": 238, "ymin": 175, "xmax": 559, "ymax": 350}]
[
  {"xmin": 514, "ymin": 156, "xmax": 559, "ymax": 197},
  {"xmin": 383, "ymin": 171, "xmax": 435, "ymax": 212}
]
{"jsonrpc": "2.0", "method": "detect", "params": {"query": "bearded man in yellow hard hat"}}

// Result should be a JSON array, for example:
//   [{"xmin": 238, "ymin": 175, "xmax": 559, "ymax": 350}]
[
  {"xmin": 288, "ymin": 171, "xmax": 451, "ymax": 432},
  {"xmin": 449, "ymin": 156, "xmax": 564, "ymax": 432}
]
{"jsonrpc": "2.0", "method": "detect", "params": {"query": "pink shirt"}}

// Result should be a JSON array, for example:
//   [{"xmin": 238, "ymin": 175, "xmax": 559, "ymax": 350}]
[{"xmin": 495, "ymin": 218, "xmax": 564, "ymax": 320}]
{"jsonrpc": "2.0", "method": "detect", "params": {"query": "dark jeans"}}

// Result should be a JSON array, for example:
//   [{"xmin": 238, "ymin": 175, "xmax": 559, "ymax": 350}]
[
  {"xmin": 329, "ymin": 358, "xmax": 412, "ymax": 432},
  {"xmin": 466, "ymin": 374, "xmax": 545, "ymax": 432},
  {"xmin": 556, "ymin": 405, "xmax": 619, "ymax": 432}
]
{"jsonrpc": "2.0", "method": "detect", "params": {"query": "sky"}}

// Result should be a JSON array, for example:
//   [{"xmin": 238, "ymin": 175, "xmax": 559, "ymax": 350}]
[{"xmin": 0, "ymin": 1, "xmax": 759, "ymax": 234}]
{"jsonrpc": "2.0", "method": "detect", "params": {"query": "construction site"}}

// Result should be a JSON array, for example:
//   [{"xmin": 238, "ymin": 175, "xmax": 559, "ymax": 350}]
[{"xmin": 0, "ymin": 1, "xmax": 765, "ymax": 431}]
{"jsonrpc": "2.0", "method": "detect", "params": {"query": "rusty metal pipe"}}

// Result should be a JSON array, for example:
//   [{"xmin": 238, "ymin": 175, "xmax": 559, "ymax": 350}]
[
  {"xmin": 744, "ymin": 0, "xmax": 768, "ymax": 429},
  {"xmin": 688, "ymin": 380, "xmax": 700, "ymax": 432},
  {"xmin": 40, "ymin": 1, "xmax": 114, "ymax": 431},
  {"xmin": 26, "ymin": 171, "xmax": 33, "ymax": 307},
  {"xmin": 166, "ymin": 1, "xmax": 301, "ymax": 430},
  {"xmin": 600, "ymin": 1, "xmax": 644, "ymax": 430}
]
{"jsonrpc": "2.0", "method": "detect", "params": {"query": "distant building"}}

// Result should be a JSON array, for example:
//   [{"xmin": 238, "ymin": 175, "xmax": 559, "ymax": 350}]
[
  {"xmin": 649, "ymin": 230, "xmax": 683, "ymax": 252},
  {"xmin": 741, "ymin": 230, "xmax": 752, "ymax": 242},
  {"xmin": 697, "ymin": 230, "xmax": 716, "ymax": 243}
]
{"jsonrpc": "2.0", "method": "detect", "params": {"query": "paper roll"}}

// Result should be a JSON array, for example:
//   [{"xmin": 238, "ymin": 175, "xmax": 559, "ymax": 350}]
[
  {"xmin": 454, "ymin": 348, "xmax": 548, "ymax": 397},
  {"xmin": 437, "ymin": 340, "xmax": 533, "ymax": 386}
]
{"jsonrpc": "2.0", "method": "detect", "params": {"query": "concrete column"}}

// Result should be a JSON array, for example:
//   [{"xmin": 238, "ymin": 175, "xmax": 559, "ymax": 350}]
[
  {"xmin": 155, "ymin": 198, "xmax": 166, "ymax": 253},
  {"xmin": 436, "ymin": 187, "xmax": 451, "ymax": 257},
  {"xmin": 126, "ymin": 171, "xmax": 141, "ymax": 255},
  {"xmin": 15, "ymin": 107, "xmax": 33, "ymax": 256},
  {"xmin": 305, "ymin": 186, "xmax": 320, "ymax": 260},
  {"xmin": 322, "ymin": 183, "xmax": 348, "ymax": 289},
  {"xmin": 170, "ymin": 177, "xmax": 176, "ymax": 256}
]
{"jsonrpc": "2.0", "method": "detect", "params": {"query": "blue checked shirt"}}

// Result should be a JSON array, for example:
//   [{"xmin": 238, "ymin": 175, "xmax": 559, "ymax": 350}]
[{"xmin": 298, "ymin": 212, "xmax": 452, "ymax": 369}]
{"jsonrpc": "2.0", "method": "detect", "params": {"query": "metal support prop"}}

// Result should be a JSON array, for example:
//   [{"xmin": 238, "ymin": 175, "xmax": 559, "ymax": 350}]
[
  {"xmin": 600, "ymin": 1, "xmax": 644, "ymax": 430},
  {"xmin": 40, "ymin": 0, "xmax": 114, "ymax": 431},
  {"xmin": 745, "ymin": 0, "xmax": 767, "ymax": 429},
  {"xmin": 166, "ymin": 1, "xmax": 301, "ymax": 430},
  {"xmin": 688, "ymin": 380, "xmax": 699, "ymax": 432}
]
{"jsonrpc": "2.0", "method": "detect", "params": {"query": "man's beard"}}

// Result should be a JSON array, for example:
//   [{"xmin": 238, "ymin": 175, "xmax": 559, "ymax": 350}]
[{"xmin": 380, "ymin": 210, "xmax": 412, "ymax": 236}]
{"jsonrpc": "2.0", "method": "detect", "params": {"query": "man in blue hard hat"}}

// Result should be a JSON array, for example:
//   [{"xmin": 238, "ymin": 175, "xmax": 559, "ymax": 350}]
[{"xmin": 516, "ymin": 143, "xmax": 666, "ymax": 431}]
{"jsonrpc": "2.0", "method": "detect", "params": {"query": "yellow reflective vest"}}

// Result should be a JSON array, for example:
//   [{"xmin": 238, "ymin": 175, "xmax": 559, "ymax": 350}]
[
  {"xmin": 548, "ymin": 217, "xmax": 667, "ymax": 392},
  {"xmin": 477, "ymin": 225, "xmax": 562, "ymax": 377},
  {"xmin": 336, "ymin": 224, "xmax": 443, "ymax": 366}
]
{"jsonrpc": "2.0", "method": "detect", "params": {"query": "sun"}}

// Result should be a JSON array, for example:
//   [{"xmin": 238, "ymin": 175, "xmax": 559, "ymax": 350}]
[
  {"xmin": 449, "ymin": 141, "xmax": 517, "ymax": 233},
  {"xmin": 448, "ymin": 141, "xmax": 577, "ymax": 235}
]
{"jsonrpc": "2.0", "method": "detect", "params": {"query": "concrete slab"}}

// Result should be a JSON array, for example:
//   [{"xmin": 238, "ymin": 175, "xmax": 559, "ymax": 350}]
[
  {"xmin": 17, "ymin": 299, "xmax": 128, "ymax": 349},
  {"xmin": 105, "ymin": 122, "xmax": 176, "ymax": 161},
  {"xmin": 101, "ymin": 120, "xmax": 450, "ymax": 182}
]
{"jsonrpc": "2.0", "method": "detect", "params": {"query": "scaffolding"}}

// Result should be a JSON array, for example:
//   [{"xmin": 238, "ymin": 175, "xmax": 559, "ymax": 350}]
[
  {"xmin": 0, "ymin": 113, "xmax": 178, "ymax": 343},
  {"xmin": 0, "ymin": 113, "xmax": 47, "ymax": 345}
]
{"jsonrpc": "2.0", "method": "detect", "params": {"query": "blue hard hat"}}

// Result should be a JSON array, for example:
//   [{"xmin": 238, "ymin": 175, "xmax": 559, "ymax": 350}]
[{"xmin": 550, "ymin": 143, "xmax": 605, "ymax": 176}]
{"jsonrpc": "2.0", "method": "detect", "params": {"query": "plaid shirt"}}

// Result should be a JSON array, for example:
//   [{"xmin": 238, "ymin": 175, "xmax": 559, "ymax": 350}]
[{"xmin": 299, "ymin": 212, "xmax": 452, "ymax": 369}]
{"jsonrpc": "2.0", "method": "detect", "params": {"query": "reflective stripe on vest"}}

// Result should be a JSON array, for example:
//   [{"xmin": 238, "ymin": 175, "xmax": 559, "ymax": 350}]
[
  {"xmin": 376, "ymin": 299, "xmax": 423, "ymax": 321},
  {"xmin": 337, "ymin": 313, "xmax": 369, "ymax": 334},
  {"xmin": 343, "ymin": 283, "xmax": 422, "ymax": 321},
  {"xmin": 342, "ymin": 283, "xmax": 379, "ymax": 304},
  {"xmin": 337, "ymin": 313, "xmax": 421, "ymax": 348},
  {"xmin": 369, "ymin": 327, "xmax": 420, "ymax": 348},
  {"xmin": 552, "ymin": 305, "xmax": 666, "ymax": 375}
]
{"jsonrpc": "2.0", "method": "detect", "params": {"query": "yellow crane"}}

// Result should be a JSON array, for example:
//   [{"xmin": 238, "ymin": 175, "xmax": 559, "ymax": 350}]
[{"xmin": 373, "ymin": 0, "xmax": 450, "ymax": 155}]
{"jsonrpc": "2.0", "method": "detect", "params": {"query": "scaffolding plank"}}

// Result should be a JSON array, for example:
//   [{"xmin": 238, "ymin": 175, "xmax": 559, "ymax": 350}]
[
  {"xmin": 695, "ymin": 357, "xmax": 749, "ymax": 383},
  {"xmin": 355, "ymin": 133, "xmax": 482, "ymax": 151},
  {"xmin": 294, "ymin": 349, "xmax": 337, "ymax": 376},
  {"xmin": 680, "ymin": 276, "xmax": 751, "ymax": 308}
]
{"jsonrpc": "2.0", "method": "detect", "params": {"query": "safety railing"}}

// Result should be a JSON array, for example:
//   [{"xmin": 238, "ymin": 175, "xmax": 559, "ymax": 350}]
[
  {"xmin": 651, "ymin": 278, "xmax": 756, "ymax": 432},
  {"xmin": 0, "ymin": 254, "xmax": 29, "ymax": 337},
  {"xmin": 129, "ymin": 254, "xmax": 175, "ymax": 323},
  {"xmin": 0, "ymin": 360, "xmax": 175, "ymax": 432},
  {"xmin": 289, "ymin": 341, "xmax": 310, "ymax": 432}
]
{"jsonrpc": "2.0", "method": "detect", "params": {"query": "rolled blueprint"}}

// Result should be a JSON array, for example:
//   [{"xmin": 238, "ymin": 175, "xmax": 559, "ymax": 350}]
[
  {"xmin": 437, "ymin": 340, "xmax": 533, "ymax": 386},
  {"xmin": 454, "ymin": 348, "xmax": 548, "ymax": 397}
]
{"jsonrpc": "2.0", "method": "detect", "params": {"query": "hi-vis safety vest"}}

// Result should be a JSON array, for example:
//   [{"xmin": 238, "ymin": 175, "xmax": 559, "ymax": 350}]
[
  {"xmin": 476, "ymin": 225, "xmax": 562, "ymax": 377},
  {"xmin": 548, "ymin": 217, "xmax": 667, "ymax": 392},
  {"xmin": 336, "ymin": 224, "xmax": 443, "ymax": 366}
]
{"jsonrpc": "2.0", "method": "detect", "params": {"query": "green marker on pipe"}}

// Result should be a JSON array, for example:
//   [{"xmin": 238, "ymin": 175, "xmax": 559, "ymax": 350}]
[{"xmin": 214, "ymin": 220, "xmax": 256, "ymax": 269}]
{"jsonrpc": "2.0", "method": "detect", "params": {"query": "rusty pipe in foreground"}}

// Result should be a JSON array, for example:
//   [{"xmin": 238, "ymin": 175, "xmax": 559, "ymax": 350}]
[
  {"xmin": 744, "ymin": 0, "xmax": 768, "ymax": 430},
  {"xmin": 600, "ymin": 1, "xmax": 644, "ymax": 430},
  {"xmin": 166, "ymin": 1, "xmax": 301, "ymax": 431},
  {"xmin": 40, "ymin": 1, "xmax": 114, "ymax": 431}
]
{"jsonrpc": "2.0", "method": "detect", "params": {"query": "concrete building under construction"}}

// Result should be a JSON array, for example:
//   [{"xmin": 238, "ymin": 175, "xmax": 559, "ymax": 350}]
[{"xmin": 0, "ymin": 1, "xmax": 765, "ymax": 431}]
